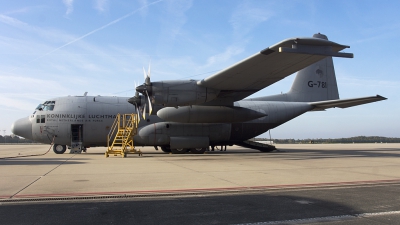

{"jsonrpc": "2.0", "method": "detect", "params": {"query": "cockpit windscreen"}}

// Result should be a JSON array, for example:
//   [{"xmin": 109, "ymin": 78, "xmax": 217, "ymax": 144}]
[{"xmin": 34, "ymin": 101, "xmax": 55, "ymax": 113}]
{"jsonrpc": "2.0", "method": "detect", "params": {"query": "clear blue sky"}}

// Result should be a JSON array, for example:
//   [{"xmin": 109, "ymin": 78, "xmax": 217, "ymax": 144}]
[{"xmin": 0, "ymin": 0, "xmax": 398, "ymax": 139}]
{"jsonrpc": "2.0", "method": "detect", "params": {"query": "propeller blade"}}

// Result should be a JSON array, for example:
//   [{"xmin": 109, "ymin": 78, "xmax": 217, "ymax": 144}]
[
  {"xmin": 147, "ymin": 62, "xmax": 151, "ymax": 78},
  {"xmin": 146, "ymin": 90, "xmax": 153, "ymax": 115},
  {"xmin": 134, "ymin": 103, "xmax": 140, "ymax": 123},
  {"xmin": 142, "ymin": 103, "xmax": 147, "ymax": 120},
  {"xmin": 143, "ymin": 67, "xmax": 147, "ymax": 80},
  {"xmin": 136, "ymin": 106, "xmax": 141, "ymax": 123},
  {"xmin": 148, "ymin": 96, "xmax": 153, "ymax": 115},
  {"xmin": 144, "ymin": 62, "xmax": 151, "ymax": 86}
]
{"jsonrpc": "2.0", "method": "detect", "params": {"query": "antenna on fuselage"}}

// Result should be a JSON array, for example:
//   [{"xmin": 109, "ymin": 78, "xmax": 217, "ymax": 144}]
[{"xmin": 84, "ymin": 92, "xmax": 88, "ymax": 96}]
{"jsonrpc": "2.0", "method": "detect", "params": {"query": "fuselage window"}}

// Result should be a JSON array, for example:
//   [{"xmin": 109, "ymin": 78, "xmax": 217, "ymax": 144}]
[
  {"xmin": 36, "ymin": 115, "xmax": 40, "ymax": 123},
  {"xmin": 40, "ymin": 115, "xmax": 45, "ymax": 123}
]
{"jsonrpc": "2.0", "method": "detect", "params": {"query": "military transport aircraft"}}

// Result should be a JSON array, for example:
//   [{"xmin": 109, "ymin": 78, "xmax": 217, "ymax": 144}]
[{"xmin": 11, "ymin": 33, "xmax": 386, "ymax": 154}]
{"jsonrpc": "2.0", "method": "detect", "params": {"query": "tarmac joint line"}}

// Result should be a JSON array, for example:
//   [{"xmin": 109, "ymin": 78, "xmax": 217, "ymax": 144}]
[
  {"xmin": 9, "ymin": 154, "xmax": 76, "ymax": 199},
  {"xmin": 157, "ymin": 157, "xmax": 244, "ymax": 188}
]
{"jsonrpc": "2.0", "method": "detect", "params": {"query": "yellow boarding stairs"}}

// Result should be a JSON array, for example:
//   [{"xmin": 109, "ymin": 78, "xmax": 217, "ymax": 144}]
[{"xmin": 106, "ymin": 113, "xmax": 142, "ymax": 157}]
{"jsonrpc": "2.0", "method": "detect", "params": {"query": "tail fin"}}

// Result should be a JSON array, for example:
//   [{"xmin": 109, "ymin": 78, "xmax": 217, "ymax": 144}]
[
  {"xmin": 250, "ymin": 33, "xmax": 340, "ymax": 102},
  {"xmin": 286, "ymin": 55, "xmax": 339, "ymax": 102},
  {"xmin": 286, "ymin": 33, "xmax": 339, "ymax": 102}
]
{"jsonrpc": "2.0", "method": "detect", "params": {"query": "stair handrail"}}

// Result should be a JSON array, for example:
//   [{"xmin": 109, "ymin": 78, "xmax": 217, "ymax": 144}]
[
  {"xmin": 120, "ymin": 114, "xmax": 136, "ymax": 150},
  {"xmin": 107, "ymin": 113, "xmax": 121, "ymax": 149}
]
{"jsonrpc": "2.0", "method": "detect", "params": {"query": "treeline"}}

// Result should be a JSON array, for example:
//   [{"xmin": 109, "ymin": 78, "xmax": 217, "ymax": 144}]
[
  {"xmin": 0, "ymin": 135, "xmax": 36, "ymax": 144},
  {"xmin": 256, "ymin": 136, "xmax": 400, "ymax": 144}
]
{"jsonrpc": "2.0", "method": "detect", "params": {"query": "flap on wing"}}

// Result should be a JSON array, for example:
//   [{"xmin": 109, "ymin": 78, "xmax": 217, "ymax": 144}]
[
  {"xmin": 198, "ymin": 37, "xmax": 352, "ymax": 93},
  {"xmin": 309, "ymin": 95, "xmax": 387, "ymax": 111}
]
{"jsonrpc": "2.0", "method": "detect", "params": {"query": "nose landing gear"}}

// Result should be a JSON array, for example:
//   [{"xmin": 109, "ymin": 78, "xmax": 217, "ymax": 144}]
[{"xmin": 53, "ymin": 144, "xmax": 66, "ymax": 154}]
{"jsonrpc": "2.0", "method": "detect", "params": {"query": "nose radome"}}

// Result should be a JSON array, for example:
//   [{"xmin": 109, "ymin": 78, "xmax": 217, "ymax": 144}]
[{"xmin": 11, "ymin": 117, "xmax": 32, "ymax": 140}]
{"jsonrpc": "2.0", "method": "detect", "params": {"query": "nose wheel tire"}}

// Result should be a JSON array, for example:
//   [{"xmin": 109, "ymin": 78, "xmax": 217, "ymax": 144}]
[{"xmin": 53, "ymin": 144, "xmax": 66, "ymax": 154}]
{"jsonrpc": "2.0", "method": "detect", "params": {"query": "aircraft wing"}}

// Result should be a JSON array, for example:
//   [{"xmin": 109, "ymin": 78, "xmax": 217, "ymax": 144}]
[
  {"xmin": 309, "ymin": 95, "xmax": 387, "ymax": 111},
  {"xmin": 198, "ymin": 36, "xmax": 353, "ymax": 105}
]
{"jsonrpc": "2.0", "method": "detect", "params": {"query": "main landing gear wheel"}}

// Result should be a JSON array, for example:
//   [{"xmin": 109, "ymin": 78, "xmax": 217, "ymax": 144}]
[
  {"xmin": 170, "ymin": 148, "xmax": 187, "ymax": 154},
  {"xmin": 190, "ymin": 148, "xmax": 206, "ymax": 154},
  {"xmin": 161, "ymin": 146, "xmax": 172, "ymax": 153},
  {"xmin": 53, "ymin": 144, "xmax": 66, "ymax": 154}
]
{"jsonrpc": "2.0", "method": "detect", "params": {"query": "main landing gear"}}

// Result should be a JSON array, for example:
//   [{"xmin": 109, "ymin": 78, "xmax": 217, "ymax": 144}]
[
  {"xmin": 161, "ymin": 146, "xmax": 207, "ymax": 154},
  {"xmin": 170, "ymin": 148, "xmax": 188, "ymax": 154},
  {"xmin": 189, "ymin": 148, "xmax": 207, "ymax": 154},
  {"xmin": 161, "ymin": 146, "xmax": 172, "ymax": 153}
]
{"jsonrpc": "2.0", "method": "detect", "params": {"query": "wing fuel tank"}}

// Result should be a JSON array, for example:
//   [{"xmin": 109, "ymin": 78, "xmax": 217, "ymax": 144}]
[{"xmin": 157, "ymin": 105, "xmax": 266, "ymax": 123}]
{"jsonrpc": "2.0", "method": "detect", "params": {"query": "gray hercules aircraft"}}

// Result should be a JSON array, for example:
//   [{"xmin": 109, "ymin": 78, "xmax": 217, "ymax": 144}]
[{"xmin": 11, "ymin": 33, "xmax": 386, "ymax": 154}]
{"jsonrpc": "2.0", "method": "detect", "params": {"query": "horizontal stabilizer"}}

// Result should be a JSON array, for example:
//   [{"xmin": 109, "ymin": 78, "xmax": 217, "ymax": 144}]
[
  {"xmin": 279, "ymin": 44, "xmax": 354, "ymax": 58},
  {"xmin": 309, "ymin": 95, "xmax": 387, "ymax": 111}
]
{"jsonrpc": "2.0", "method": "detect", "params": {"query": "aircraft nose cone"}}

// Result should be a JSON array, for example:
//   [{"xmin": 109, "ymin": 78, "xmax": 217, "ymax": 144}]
[{"xmin": 11, "ymin": 117, "xmax": 32, "ymax": 140}]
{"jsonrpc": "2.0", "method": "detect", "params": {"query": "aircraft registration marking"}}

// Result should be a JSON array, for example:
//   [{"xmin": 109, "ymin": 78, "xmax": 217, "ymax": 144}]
[{"xmin": 308, "ymin": 81, "xmax": 327, "ymax": 88}]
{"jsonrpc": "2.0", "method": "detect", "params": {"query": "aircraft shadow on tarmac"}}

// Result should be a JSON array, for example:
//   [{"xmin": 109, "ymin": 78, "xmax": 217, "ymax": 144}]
[
  {"xmin": 0, "ymin": 158, "xmax": 86, "ymax": 166},
  {"xmin": 0, "ymin": 193, "xmax": 362, "ymax": 225},
  {"xmin": 2, "ymin": 147, "xmax": 398, "ymax": 163}
]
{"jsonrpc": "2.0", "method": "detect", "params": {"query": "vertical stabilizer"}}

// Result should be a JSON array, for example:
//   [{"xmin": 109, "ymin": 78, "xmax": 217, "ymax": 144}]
[{"xmin": 286, "ymin": 33, "xmax": 339, "ymax": 102}]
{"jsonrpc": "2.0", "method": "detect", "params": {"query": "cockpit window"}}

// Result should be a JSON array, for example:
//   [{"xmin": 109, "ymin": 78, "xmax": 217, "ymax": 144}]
[
  {"xmin": 36, "ymin": 104, "xmax": 44, "ymax": 111},
  {"xmin": 43, "ymin": 105, "xmax": 54, "ymax": 111},
  {"xmin": 35, "ymin": 101, "xmax": 56, "ymax": 111}
]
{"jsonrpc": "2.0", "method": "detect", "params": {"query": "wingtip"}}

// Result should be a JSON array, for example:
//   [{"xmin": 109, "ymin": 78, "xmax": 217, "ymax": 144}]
[{"xmin": 376, "ymin": 95, "xmax": 388, "ymax": 100}]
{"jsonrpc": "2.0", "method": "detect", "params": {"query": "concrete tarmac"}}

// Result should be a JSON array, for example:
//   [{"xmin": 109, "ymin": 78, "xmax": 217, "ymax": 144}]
[{"xmin": 0, "ymin": 143, "xmax": 399, "ymax": 224}]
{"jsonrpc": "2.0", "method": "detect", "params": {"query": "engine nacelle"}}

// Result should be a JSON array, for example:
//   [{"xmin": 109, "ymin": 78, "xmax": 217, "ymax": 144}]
[{"xmin": 151, "ymin": 80, "xmax": 219, "ymax": 107}]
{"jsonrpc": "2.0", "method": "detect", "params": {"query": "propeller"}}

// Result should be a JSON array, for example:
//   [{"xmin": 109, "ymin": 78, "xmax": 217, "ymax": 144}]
[
  {"xmin": 128, "ymin": 63, "xmax": 153, "ymax": 120},
  {"xmin": 142, "ymin": 100, "xmax": 147, "ymax": 120},
  {"xmin": 146, "ymin": 90, "xmax": 152, "ymax": 116},
  {"xmin": 144, "ymin": 63, "xmax": 151, "ymax": 86},
  {"xmin": 137, "ymin": 63, "xmax": 153, "ymax": 116}
]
